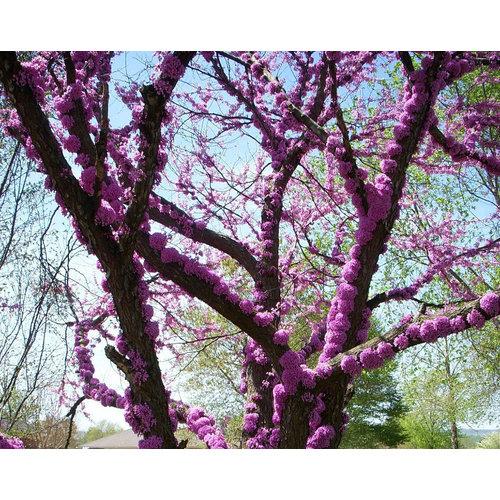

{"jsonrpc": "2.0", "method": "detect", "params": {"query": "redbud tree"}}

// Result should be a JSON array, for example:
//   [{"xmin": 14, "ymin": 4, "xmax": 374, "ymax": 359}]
[{"xmin": 0, "ymin": 51, "xmax": 498, "ymax": 449}]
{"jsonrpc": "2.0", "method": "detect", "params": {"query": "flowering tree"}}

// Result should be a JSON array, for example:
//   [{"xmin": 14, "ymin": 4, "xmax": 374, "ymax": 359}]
[{"xmin": 0, "ymin": 51, "xmax": 498, "ymax": 449}]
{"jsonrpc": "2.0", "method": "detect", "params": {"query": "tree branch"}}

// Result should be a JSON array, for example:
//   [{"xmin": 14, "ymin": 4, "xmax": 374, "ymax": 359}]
[
  {"xmin": 135, "ymin": 231, "xmax": 287, "ymax": 371},
  {"xmin": 318, "ymin": 291, "xmax": 500, "ymax": 390},
  {"xmin": 149, "ymin": 194, "xmax": 260, "ymax": 281},
  {"xmin": 121, "ymin": 51, "xmax": 196, "ymax": 257}
]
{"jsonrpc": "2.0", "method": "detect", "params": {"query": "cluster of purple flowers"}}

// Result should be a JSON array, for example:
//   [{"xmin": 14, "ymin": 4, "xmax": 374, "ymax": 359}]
[
  {"xmin": 152, "ymin": 53, "xmax": 187, "ymax": 96},
  {"xmin": 138, "ymin": 435, "xmax": 163, "ymax": 449},
  {"xmin": 246, "ymin": 427, "xmax": 278, "ymax": 449},
  {"xmin": 306, "ymin": 425, "xmax": 335, "ymax": 449},
  {"xmin": 0, "ymin": 432, "xmax": 24, "ymax": 449},
  {"xmin": 128, "ymin": 349, "xmax": 149, "ymax": 385},
  {"xmin": 186, "ymin": 407, "xmax": 228, "ymax": 449},
  {"xmin": 124, "ymin": 396, "xmax": 156, "ymax": 435}
]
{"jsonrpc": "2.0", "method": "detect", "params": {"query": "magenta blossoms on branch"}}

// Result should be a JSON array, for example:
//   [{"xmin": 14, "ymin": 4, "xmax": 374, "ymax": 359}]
[{"xmin": 0, "ymin": 51, "xmax": 499, "ymax": 449}]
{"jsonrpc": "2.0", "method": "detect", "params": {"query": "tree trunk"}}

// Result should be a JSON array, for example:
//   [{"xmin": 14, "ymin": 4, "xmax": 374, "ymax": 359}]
[
  {"xmin": 443, "ymin": 338, "xmax": 459, "ymax": 450},
  {"xmin": 279, "ymin": 390, "xmax": 316, "ymax": 448},
  {"xmin": 279, "ymin": 374, "xmax": 351, "ymax": 449},
  {"xmin": 451, "ymin": 420, "xmax": 459, "ymax": 449}
]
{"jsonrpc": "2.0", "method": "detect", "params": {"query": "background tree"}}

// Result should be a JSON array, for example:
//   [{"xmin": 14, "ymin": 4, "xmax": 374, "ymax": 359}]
[
  {"xmin": 340, "ymin": 360, "xmax": 407, "ymax": 448},
  {"xmin": 77, "ymin": 419, "xmax": 123, "ymax": 445},
  {"xmin": 400, "ymin": 324, "xmax": 500, "ymax": 448},
  {"xmin": 478, "ymin": 432, "xmax": 500, "ymax": 448},
  {"xmin": 0, "ymin": 50, "xmax": 498, "ymax": 449},
  {"xmin": 0, "ymin": 127, "xmax": 78, "ymax": 440}
]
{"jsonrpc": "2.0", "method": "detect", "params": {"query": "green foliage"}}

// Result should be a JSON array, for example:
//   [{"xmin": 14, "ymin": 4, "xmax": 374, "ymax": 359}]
[
  {"xmin": 340, "ymin": 360, "xmax": 408, "ymax": 448},
  {"xmin": 80, "ymin": 420, "xmax": 123, "ymax": 444},
  {"xmin": 175, "ymin": 309, "xmax": 246, "ymax": 424},
  {"xmin": 399, "ymin": 412, "xmax": 453, "ymax": 449},
  {"xmin": 400, "ymin": 327, "xmax": 500, "ymax": 449},
  {"xmin": 222, "ymin": 413, "xmax": 244, "ymax": 448},
  {"xmin": 478, "ymin": 432, "xmax": 500, "ymax": 449}
]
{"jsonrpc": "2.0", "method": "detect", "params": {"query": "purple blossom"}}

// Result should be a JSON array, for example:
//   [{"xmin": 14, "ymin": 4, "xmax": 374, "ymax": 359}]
[
  {"xmin": 0, "ymin": 432, "xmax": 24, "ymax": 449},
  {"xmin": 306, "ymin": 425, "xmax": 335, "ymax": 449},
  {"xmin": 138, "ymin": 435, "xmax": 163, "ymax": 449},
  {"xmin": 340, "ymin": 355, "xmax": 362, "ymax": 376},
  {"xmin": 80, "ymin": 166, "xmax": 96, "ymax": 195},
  {"xmin": 450, "ymin": 316, "xmax": 466, "ymax": 332},
  {"xmin": 342, "ymin": 259, "xmax": 361, "ymax": 282},
  {"xmin": 239, "ymin": 299, "xmax": 254, "ymax": 315},
  {"xmin": 337, "ymin": 283, "xmax": 358, "ymax": 301},
  {"xmin": 316, "ymin": 363, "xmax": 333, "ymax": 379},
  {"xmin": 272, "ymin": 384, "xmax": 287, "ymax": 425},
  {"xmin": 273, "ymin": 329, "xmax": 290, "ymax": 345},
  {"xmin": 434, "ymin": 316, "xmax": 452, "ymax": 338},
  {"xmin": 405, "ymin": 324, "xmax": 421, "ymax": 340},
  {"xmin": 246, "ymin": 428, "xmax": 271, "ymax": 449},
  {"xmin": 254, "ymin": 311, "xmax": 274, "ymax": 327},
  {"xmin": 394, "ymin": 334, "xmax": 409, "ymax": 350},
  {"xmin": 160, "ymin": 247, "xmax": 180, "ymax": 263},
  {"xmin": 102, "ymin": 180, "xmax": 123, "ymax": 202},
  {"xmin": 64, "ymin": 134, "xmax": 81, "ymax": 153},
  {"xmin": 125, "ymin": 403, "xmax": 156, "ymax": 434},
  {"xmin": 359, "ymin": 348, "xmax": 384, "ymax": 370},
  {"xmin": 419, "ymin": 320, "xmax": 439, "ymax": 343},
  {"xmin": 377, "ymin": 342, "xmax": 395, "ymax": 360},
  {"xmin": 269, "ymin": 429, "xmax": 280, "ymax": 448},
  {"xmin": 467, "ymin": 309, "xmax": 486, "ymax": 328},
  {"xmin": 301, "ymin": 367, "xmax": 316, "ymax": 389},
  {"xmin": 244, "ymin": 413, "xmax": 259, "ymax": 434},
  {"xmin": 204, "ymin": 432, "xmax": 228, "ymax": 449},
  {"xmin": 356, "ymin": 328, "xmax": 368, "ymax": 343},
  {"xmin": 144, "ymin": 321, "xmax": 159, "ymax": 341},
  {"xmin": 480, "ymin": 292, "xmax": 500, "ymax": 316},
  {"xmin": 149, "ymin": 232, "xmax": 167, "ymax": 250},
  {"xmin": 96, "ymin": 200, "xmax": 119, "ymax": 226}
]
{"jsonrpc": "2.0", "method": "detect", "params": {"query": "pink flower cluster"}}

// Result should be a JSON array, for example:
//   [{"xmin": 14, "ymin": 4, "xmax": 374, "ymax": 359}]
[
  {"xmin": 0, "ymin": 432, "xmax": 24, "ymax": 449},
  {"xmin": 273, "ymin": 329, "xmax": 290, "ymax": 345},
  {"xmin": 153, "ymin": 53, "xmax": 187, "ymax": 96},
  {"xmin": 246, "ymin": 428, "xmax": 279, "ymax": 449},
  {"xmin": 243, "ymin": 412, "xmax": 260, "ymax": 434},
  {"xmin": 279, "ymin": 350, "xmax": 316, "ymax": 396},
  {"xmin": 306, "ymin": 425, "xmax": 335, "ymax": 449},
  {"xmin": 138, "ymin": 435, "xmax": 163, "ymax": 449},
  {"xmin": 186, "ymin": 407, "xmax": 228, "ymax": 449},
  {"xmin": 128, "ymin": 349, "xmax": 149, "ymax": 385},
  {"xmin": 272, "ymin": 384, "xmax": 287, "ymax": 425},
  {"xmin": 340, "ymin": 355, "xmax": 362, "ymax": 377},
  {"xmin": 153, "ymin": 243, "xmax": 243, "ymax": 309},
  {"xmin": 124, "ymin": 399, "xmax": 156, "ymax": 435},
  {"xmin": 243, "ymin": 339, "xmax": 269, "ymax": 366},
  {"xmin": 480, "ymin": 292, "xmax": 500, "ymax": 316},
  {"xmin": 80, "ymin": 166, "xmax": 96, "ymax": 195}
]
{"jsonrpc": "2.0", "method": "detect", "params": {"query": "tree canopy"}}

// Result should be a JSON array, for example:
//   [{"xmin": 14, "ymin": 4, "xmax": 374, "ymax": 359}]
[{"xmin": 0, "ymin": 51, "xmax": 498, "ymax": 449}]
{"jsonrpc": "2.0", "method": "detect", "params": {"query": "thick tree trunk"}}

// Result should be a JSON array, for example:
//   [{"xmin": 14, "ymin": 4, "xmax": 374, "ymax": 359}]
[
  {"xmin": 279, "ymin": 374, "xmax": 351, "ymax": 449},
  {"xmin": 105, "ymin": 259, "xmax": 178, "ymax": 448},
  {"xmin": 279, "ymin": 390, "xmax": 316, "ymax": 448}
]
